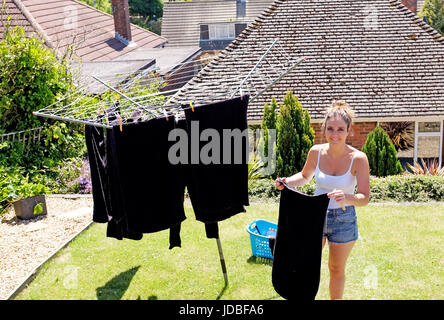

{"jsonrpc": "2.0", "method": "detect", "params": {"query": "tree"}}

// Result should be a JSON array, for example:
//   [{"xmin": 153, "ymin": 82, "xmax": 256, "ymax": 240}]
[
  {"xmin": 0, "ymin": 26, "xmax": 72, "ymax": 132},
  {"xmin": 275, "ymin": 91, "xmax": 314, "ymax": 177},
  {"xmin": 261, "ymin": 97, "xmax": 277, "ymax": 159},
  {"xmin": 276, "ymin": 102, "xmax": 297, "ymax": 178},
  {"xmin": 0, "ymin": 25, "xmax": 85, "ymax": 171},
  {"xmin": 129, "ymin": 0, "xmax": 163, "ymax": 21},
  {"xmin": 361, "ymin": 126, "xmax": 403, "ymax": 177},
  {"xmin": 419, "ymin": 0, "xmax": 444, "ymax": 35},
  {"xmin": 78, "ymin": 0, "xmax": 112, "ymax": 14}
]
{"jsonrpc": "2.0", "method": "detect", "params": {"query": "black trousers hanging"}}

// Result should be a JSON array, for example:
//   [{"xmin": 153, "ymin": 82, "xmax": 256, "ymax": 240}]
[
  {"xmin": 109, "ymin": 117, "xmax": 187, "ymax": 238},
  {"xmin": 183, "ymin": 96, "xmax": 250, "ymax": 226},
  {"xmin": 85, "ymin": 125, "xmax": 143, "ymax": 241},
  {"xmin": 271, "ymin": 185, "xmax": 329, "ymax": 300}
]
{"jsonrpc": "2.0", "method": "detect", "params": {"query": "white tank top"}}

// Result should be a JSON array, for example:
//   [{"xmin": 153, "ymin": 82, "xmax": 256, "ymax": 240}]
[{"xmin": 314, "ymin": 147, "xmax": 357, "ymax": 209}]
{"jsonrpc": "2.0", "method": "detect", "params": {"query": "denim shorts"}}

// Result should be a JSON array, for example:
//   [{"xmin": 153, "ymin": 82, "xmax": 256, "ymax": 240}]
[{"xmin": 323, "ymin": 205, "xmax": 359, "ymax": 244}]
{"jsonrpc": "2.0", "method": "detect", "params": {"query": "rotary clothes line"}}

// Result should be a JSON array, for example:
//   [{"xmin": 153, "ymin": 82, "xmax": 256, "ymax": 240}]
[
  {"xmin": 32, "ymin": 39, "xmax": 307, "ymax": 287},
  {"xmin": 85, "ymin": 96, "xmax": 250, "ymax": 287},
  {"xmin": 33, "ymin": 39, "xmax": 306, "ymax": 129}
]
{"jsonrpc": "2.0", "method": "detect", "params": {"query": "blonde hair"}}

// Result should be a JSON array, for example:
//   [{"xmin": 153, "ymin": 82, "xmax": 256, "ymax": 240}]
[{"xmin": 321, "ymin": 100, "xmax": 355, "ymax": 132}]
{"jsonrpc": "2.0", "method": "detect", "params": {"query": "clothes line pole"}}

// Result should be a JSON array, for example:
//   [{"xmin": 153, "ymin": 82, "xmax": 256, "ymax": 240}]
[{"xmin": 216, "ymin": 237, "xmax": 229, "ymax": 285}]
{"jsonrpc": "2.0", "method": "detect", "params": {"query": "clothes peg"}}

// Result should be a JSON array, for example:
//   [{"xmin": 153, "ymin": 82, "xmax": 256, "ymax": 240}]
[
  {"xmin": 116, "ymin": 114, "xmax": 122, "ymax": 132},
  {"xmin": 163, "ymin": 109, "xmax": 169, "ymax": 121},
  {"xmin": 174, "ymin": 111, "xmax": 179, "ymax": 124},
  {"xmin": 190, "ymin": 101, "xmax": 194, "ymax": 112}
]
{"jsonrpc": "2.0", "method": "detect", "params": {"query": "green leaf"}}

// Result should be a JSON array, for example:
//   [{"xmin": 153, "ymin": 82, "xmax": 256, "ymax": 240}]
[{"xmin": 33, "ymin": 202, "xmax": 43, "ymax": 215}]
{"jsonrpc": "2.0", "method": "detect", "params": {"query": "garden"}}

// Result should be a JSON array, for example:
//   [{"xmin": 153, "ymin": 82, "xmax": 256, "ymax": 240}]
[{"xmin": 1, "ymin": 25, "xmax": 444, "ymax": 300}]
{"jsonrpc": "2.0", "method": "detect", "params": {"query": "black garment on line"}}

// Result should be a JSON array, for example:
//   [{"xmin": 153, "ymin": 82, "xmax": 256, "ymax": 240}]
[
  {"xmin": 174, "ymin": 118, "xmax": 220, "ymax": 239},
  {"xmin": 110, "ymin": 117, "xmax": 187, "ymax": 242},
  {"xmin": 84, "ymin": 125, "xmax": 143, "ymax": 241},
  {"xmin": 183, "ymin": 96, "xmax": 250, "ymax": 225},
  {"xmin": 84, "ymin": 125, "xmax": 110, "ymax": 224},
  {"xmin": 271, "ymin": 183, "xmax": 329, "ymax": 300}
]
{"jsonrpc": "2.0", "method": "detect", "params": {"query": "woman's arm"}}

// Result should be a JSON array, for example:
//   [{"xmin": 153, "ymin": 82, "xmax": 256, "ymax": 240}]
[
  {"xmin": 340, "ymin": 151, "xmax": 370, "ymax": 207},
  {"xmin": 276, "ymin": 146, "xmax": 319, "ymax": 189}
]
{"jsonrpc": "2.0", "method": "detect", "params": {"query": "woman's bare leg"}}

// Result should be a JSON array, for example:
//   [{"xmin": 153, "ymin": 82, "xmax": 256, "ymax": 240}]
[{"xmin": 327, "ymin": 241, "xmax": 355, "ymax": 300}]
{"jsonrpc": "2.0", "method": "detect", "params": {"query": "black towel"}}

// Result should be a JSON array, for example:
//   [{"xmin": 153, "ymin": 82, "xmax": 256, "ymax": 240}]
[
  {"xmin": 184, "ymin": 96, "xmax": 250, "ymax": 224},
  {"xmin": 110, "ymin": 117, "xmax": 187, "ymax": 237},
  {"xmin": 271, "ymin": 183, "xmax": 329, "ymax": 300},
  {"xmin": 85, "ymin": 125, "xmax": 143, "ymax": 241}
]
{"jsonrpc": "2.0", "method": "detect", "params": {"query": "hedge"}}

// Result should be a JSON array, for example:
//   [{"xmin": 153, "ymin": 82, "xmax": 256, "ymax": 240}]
[{"xmin": 248, "ymin": 174, "xmax": 444, "ymax": 203}]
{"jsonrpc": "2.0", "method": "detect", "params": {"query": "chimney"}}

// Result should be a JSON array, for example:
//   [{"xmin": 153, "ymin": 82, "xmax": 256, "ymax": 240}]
[
  {"xmin": 401, "ymin": 0, "xmax": 417, "ymax": 14},
  {"xmin": 111, "ymin": 0, "xmax": 134, "ymax": 46}
]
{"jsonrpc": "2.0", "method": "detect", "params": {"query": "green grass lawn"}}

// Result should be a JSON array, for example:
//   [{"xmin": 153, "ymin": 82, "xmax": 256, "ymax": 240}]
[{"xmin": 14, "ymin": 200, "xmax": 444, "ymax": 300}]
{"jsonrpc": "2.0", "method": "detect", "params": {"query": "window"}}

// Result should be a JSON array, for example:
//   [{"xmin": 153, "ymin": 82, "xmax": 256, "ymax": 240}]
[
  {"xmin": 208, "ymin": 24, "xmax": 235, "ymax": 40},
  {"xmin": 414, "ymin": 121, "xmax": 442, "ymax": 167}
]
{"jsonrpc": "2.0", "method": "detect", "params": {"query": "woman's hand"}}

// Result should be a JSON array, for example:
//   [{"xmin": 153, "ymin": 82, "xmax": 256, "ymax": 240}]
[
  {"xmin": 327, "ymin": 189, "xmax": 346, "ymax": 210},
  {"xmin": 275, "ymin": 177, "xmax": 286, "ymax": 191},
  {"xmin": 327, "ymin": 189, "xmax": 345, "ymax": 202}
]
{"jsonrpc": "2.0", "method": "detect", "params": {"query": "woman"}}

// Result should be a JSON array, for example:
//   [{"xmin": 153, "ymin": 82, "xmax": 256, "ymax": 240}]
[{"xmin": 275, "ymin": 100, "xmax": 370, "ymax": 300}]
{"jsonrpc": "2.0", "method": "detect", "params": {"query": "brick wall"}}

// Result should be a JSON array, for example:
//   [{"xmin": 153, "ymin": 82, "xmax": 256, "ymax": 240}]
[
  {"xmin": 401, "ymin": 0, "xmax": 417, "ymax": 13},
  {"xmin": 311, "ymin": 121, "xmax": 377, "ymax": 150}
]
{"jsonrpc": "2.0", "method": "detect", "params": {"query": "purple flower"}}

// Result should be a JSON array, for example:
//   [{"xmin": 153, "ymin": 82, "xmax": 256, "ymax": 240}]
[{"xmin": 72, "ymin": 158, "xmax": 92, "ymax": 194}]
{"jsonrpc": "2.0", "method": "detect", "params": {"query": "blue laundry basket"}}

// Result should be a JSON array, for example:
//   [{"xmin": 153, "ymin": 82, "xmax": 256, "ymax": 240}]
[{"xmin": 246, "ymin": 219, "xmax": 277, "ymax": 259}]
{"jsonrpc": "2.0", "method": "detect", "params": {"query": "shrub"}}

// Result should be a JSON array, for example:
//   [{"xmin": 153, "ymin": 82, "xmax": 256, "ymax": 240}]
[
  {"xmin": 370, "ymin": 174, "xmax": 444, "ymax": 202},
  {"xmin": 407, "ymin": 158, "xmax": 444, "ymax": 176},
  {"xmin": 0, "ymin": 26, "xmax": 72, "ymax": 132},
  {"xmin": 0, "ymin": 24, "xmax": 86, "ymax": 174},
  {"xmin": 275, "ymin": 91, "xmax": 314, "ymax": 178},
  {"xmin": 261, "ymin": 97, "xmax": 277, "ymax": 159},
  {"xmin": 418, "ymin": 0, "xmax": 444, "ymax": 35},
  {"xmin": 44, "ymin": 158, "xmax": 91, "ymax": 194},
  {"xmin": 361, "ymin": 126, "xmax": 403, "ymax": 177},
  {"xmin": 248, "ymin": 178, "xmax": 316, "ymax": 202},
  {"xmin": 379, "ymin": 121, "xmax": 414, "ymax": 151},
  {"xmin": 0, "ymin": 122, "xmax": 86, "ymax": 173},
  {"xmin": 248, "ymin": 175, "xmax": 444, "ymax": 203}
]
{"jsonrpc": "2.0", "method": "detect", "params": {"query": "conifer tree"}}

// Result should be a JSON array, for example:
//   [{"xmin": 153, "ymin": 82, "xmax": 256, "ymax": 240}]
[
  {"xmin": 261, "ymin": 97, "xmax": 277, "ymax": 158},
  {"xmin": 276, "ymin": 103, "xmax": 296, "ymax": 177},
  {"xmin": 361, "ymin": 126, "xmax": 403, "ymax": 176},
  {"xmin": 419, "ymin": 0, "xmax": 444, "ymax": 35},
  {"xmin": 275, "ymin": 91, "xmax": 314, "ymax": 177}
]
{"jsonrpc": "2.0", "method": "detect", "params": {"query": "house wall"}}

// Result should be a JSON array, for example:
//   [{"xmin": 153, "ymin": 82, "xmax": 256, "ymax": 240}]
[{"xmin": 311, "ymin": 121, "xmax": 377, "ymax": 150}]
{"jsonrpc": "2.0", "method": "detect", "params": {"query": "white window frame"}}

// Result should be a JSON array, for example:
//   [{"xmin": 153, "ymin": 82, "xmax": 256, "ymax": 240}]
[
  {"xmin": 414, "ymin": 121, "xmax": 443, "ymax": 168},
  {"xmin": 208, "ymin": 24, "xmax": 235, "ymax": 40}
]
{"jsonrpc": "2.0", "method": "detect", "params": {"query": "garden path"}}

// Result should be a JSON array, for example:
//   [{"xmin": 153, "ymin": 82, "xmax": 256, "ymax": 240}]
[{"xmin": 0, "ymin": 195, "xmax": 93, "ymax": 300}]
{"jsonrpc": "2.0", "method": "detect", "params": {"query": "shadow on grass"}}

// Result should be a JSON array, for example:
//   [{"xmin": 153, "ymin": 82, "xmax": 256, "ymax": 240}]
[
  {"xmin": 246, "ymin": 256, "xmax": 273, "ymax": 266},
  {"xmin": 96, "ymin": 266, "xmax": 140, "ymax": 300},
  {"xmin": 136, "ymin": 295, "xmax": 158, "ymax": 300}
]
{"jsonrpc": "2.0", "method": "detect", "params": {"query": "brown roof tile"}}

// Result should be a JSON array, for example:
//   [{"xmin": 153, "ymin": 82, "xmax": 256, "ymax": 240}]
[
  {"xmin": 0, "ymin": 0, "xmax": 36, "ymax": 38},
  {"xmin": 175, "ymin": 0, "xmax": 444, "ymax": 121},
  {"xmin": 1, "ymin": 0, "xmax": 168, "ymax": 61}
]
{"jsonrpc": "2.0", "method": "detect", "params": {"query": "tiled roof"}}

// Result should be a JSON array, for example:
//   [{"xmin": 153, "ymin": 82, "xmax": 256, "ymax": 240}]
[
  {"xmin": 1, "ymin": 0, "xmax": 167, "ymax": 61},
  {"xmin": 161, "ymin": 0, "xmax": 273, "ymax": 47},
  {"xmin": 0, "ymin": 0, "xmax": 37, "ymax": 38},
  {"xmin": 175, "ymin": 0, "xmax": 444, "ymax": 121}
]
